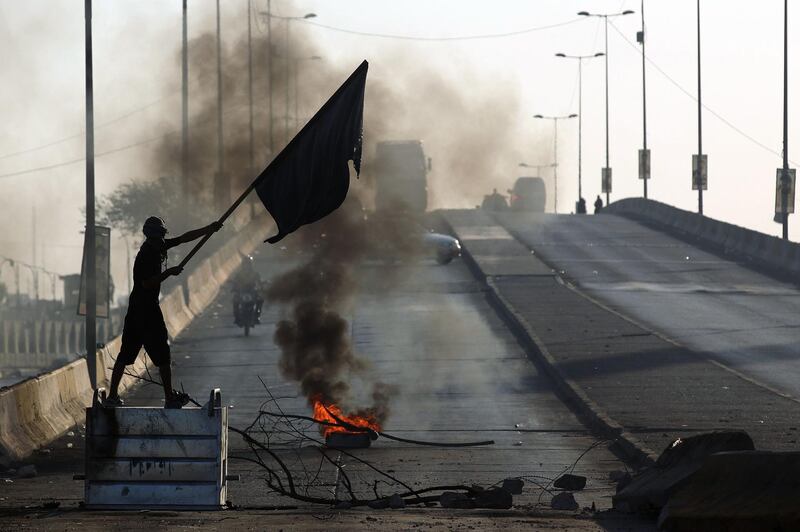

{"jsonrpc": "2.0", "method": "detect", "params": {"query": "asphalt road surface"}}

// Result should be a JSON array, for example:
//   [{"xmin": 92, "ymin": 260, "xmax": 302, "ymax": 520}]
[
  {"xmin": 1, "ymin": 236, "xmax": 652, "ymax": 530},
  {"xmin": 497, "ymin": 211, "xmax": 800, "ymax": 400}
]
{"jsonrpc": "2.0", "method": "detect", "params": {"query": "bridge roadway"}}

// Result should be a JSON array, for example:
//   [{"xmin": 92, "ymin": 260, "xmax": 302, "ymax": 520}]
[
  {"xmin": 0, "ymin": 236, "xmax": 652, "ymax": 530},
  {"xmin": 495, "ymin": 211, "xmax": 800, "ymax": 401}
]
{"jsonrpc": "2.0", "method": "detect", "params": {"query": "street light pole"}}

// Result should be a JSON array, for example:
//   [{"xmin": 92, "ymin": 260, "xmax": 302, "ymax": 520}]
[
  {"xmin": 534, "ymin": 114, "xmax": 577, "ymax": 214},
  {"xmin": 181, "ymin": 0, "xmax": 188, "ymax": 197},
  {"xmin": 265, "ymin": 0, "xmax": 273, "ymax": 155},
  {"xmin": 247, "ymin": 0, "xmax": 255, "ymax": 177},
  {"xmin": 215, "ymin": 0, "xmax": 227, "ymax": 211},
  {"xmin": 696, "ymin": 0, "xmax": 704, "ymax": 216},
  {"xmin": 84, "ymin": 0, "xmax": 97, "ymax": 389},
  {"xmin": 604, "ymin": 17, "xmax": 610, "ymax": 205},
  {"xmin": 640, "ymin": 0, "xmax": 650, "ymax": 198},
  {"xmin": 578, "ymin": 10, "xmax": 634, "ymax": 206},
  {"xmin": 293, "ymin": 55, "xmax": 321, "ymax": 131},
  {"xmin": 556, "ymin": 52, "xmax": 603, "ymax": 213},
  {"xmin": 782, "ymin": 0, "xmax": 790, "ymax": 239}
]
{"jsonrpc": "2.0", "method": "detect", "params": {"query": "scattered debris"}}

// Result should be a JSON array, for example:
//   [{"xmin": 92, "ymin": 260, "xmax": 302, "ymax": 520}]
[
  {"xmin": 550, "ymin": 492, "xmax": 579, "ymax": 511},
  {"xmin": 609, "ymin": 470, "xmax": 632, "ymax": 491},
  {"xmin": 502, "ymin": 478, "xmax": 524, "ymax": 495},
  {"xmin": 439, "ymin": 491, "xmax": 475, "ymax": 509},
  {"xmin": 614, "ymin": 430, "xmax": 755, "ymax": 514},
  {"xmin": 15, "ymin": 465, "xmax": 37, "ymax": 479},
  {"xmin": 659, "ymin": 451, "xmax": 800, "ymax": 531},
  {"xmin": 388, "ymin": 494, "xmax": 405, "ymax": 509},
  {"xmin": 474, "ymin": 487, "xmax": 513, "ymax": 509},
  {"xmin": 367, "ymin": 498, "xmax": 390, "ymax": 510},
  {"xmin": 554, "ymin": 473, "xmax": 586, "ymax": 491}
]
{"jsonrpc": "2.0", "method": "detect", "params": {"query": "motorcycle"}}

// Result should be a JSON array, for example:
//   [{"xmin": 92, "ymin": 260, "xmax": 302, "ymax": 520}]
[{"xmin": 236, "ymin": 291, "xmax": 260, "ymax": 336}]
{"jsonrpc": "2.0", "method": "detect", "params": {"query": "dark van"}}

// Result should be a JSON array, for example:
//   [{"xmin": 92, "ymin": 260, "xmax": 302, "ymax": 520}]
[{"xmin": 509, "ymin": 177, "xmax": 546, "ymax": 212}]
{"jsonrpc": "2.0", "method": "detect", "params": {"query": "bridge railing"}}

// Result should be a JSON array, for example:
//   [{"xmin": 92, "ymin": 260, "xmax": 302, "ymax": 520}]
[{"xmin": 605, "ymin": 198, "xmax": 800, "ymax": 279}]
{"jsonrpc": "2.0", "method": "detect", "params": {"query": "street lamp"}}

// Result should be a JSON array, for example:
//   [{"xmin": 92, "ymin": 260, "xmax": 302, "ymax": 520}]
[
  {"xmin": 693, "ymin": 0, "xmax": 707, "ymax": 215},
  {"xmin": 556, "ymin": 52, "xmax": 604, "ymax": 213},
  {"xmin": 533, "ymin": 114, "xmax": 577, "ymax": 214},
  {"xmin": 519, "ymin": 162, "xmax": 557, "ymax": 177},
  {"xmin": 778, "ymin": 0, "xmax": 793, "ymax": 239},
  {"xmin": 637, "ymin": 0, "xmax": 650, "ymax": 199},
  {"xmin": 578, "ymin": 9, "xmax": 634, "ymax": 206},
  {"xmin": 281, "ymin": 13, "xmax": 316, "ymax": 143},
  {"xmin": 293, "ymin": 55, "xmax": 322, "ymax": 131}
]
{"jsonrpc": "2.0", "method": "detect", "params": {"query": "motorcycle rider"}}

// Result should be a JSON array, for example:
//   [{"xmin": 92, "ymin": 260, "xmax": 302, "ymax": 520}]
[{"xmin": 232, "ymin": 255, "xmax": 263, "ymax": 325}]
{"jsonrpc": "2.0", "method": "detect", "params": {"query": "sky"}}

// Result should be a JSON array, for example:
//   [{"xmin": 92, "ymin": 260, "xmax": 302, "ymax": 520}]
[{"xmin": 0, "ymin": 0, "xmax": 797, "ymax": 302}]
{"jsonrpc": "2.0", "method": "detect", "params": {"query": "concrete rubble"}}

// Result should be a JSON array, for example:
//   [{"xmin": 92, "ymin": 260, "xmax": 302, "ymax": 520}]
[
  {"xmin": 613, "ymin": 430, "xmax": 754, "ymax": 514},
  {"xmin": 550, "ymin": 492, "xmax": 579, "ymax": 511},
  {"xmin": 554, "ymin": 473, "xmax": 586, "ymax": 491}
]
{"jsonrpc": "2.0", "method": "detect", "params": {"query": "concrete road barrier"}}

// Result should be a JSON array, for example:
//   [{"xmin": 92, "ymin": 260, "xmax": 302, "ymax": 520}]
[{"xmin": 606, "ymin": 198, "xmax": 800, "ymax": 280}]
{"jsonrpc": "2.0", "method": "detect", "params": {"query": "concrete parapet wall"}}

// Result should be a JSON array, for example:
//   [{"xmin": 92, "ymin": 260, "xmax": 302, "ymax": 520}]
[
  {"xmin": 0, "ymin": 212, "xmax": 272, "ymax": 464},
  {"xmin": 605, "ymin": 198, "xmax": 798, "ymax": 278}
]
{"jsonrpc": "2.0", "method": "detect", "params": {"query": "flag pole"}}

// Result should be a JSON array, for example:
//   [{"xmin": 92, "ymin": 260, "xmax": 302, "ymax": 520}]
[
  {"xmin": 177, "ymin": 60, "xmax": 368, "ymax": 270},
  {"xmin": 177, "ymin": 177, "xmax": 260, "ymax": 269}
]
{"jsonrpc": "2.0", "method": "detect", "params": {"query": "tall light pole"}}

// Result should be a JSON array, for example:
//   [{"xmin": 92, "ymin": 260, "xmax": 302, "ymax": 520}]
[
  {"xmin": 578, "ymin": 9, "xmax": 634, "ymax": 206},
  {"xmin": 556, "ymin": 52, "xmax": 604, "ymax": 213},
  {"xmin": 247, "ymin": 0, "xmax": 255, "ymax": 177},
  {"xmin": 638, "ymin": 0, "xmax": 650, "ymax": 198},
  {"xmin": 780, "ymin": 0, "xmax": 792, "ymax": 239},
  {"xmin": 694, "ymin": 0, "xmax": 706, "ymax": 215},
  {"xmin": 262, "ymin": 1, "xmax": 274, "ymax": 156},
  {"xmin": 280, "ymin": 13, "xmax": 316, "ymax": 144},
  {"xmin": 534, "ymin": 114, "xmax": 577, "ymax": 214},
  {"xmin": 84, "ymin": 0, "xmax": 97, "ymax": 388},
  {"xmin": 181, "ymin": 0, "xmax": 188, "ymax": 197},
  {"xmin": 293, "ymin": 55, "xmax": 322, "ymax": 131},
  {"xmin": 214, "ymin": 0, "xmax": 227, "ymax": 211}
]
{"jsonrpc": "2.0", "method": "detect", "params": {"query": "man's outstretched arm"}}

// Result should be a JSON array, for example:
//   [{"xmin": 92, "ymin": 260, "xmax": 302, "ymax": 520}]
[{"xmin": 167, "ymin": 221, "xmax": 223, "ymax": 248}]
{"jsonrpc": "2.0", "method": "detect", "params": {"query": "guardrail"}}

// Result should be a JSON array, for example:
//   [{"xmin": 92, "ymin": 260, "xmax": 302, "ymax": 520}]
[
  {"xmin": 0, "ymin": 318, "xmax": 121, "ymax": 370},
  {"xmin": 604, "ymin": 198, "xmax": 800, "ymax": 279},
  {"xmin": 0, "ymin": 210, "xmax": 271, "ymax": 464}
]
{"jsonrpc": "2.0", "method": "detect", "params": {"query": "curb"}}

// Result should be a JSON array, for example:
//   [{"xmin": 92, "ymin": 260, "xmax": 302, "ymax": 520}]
[{"xmin": 441, "ymin": 215, "xmax": 659, "ymax": 468}]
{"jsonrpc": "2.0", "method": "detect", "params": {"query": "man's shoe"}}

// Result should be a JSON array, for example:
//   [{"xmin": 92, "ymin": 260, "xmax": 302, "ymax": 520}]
[
  {"xmin": 103, "ymin": 395, "xmax": 124, "ymax": 408},
  {"xmin": 164, "ymin": 391, "xmax": 191, "ymax": 409}
]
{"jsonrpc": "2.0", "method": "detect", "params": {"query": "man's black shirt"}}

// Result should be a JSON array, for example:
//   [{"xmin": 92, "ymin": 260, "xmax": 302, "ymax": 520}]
[{"xmin": 128, "ymin": 237, "xmax": 180, "ymax": 311}]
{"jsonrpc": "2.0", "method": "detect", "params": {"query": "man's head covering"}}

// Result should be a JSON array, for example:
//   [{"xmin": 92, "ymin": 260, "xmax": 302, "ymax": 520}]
[{"xmin": 143, "ymin": 216, "xmax": 168, "ymax": 239}]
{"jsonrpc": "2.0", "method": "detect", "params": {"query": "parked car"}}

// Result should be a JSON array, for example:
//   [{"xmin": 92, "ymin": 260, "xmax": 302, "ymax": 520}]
[
  {"xmin": 508, "ymin": 177, "xmax": 546, "ymax": 212},
  {"xmin": 423, "ymin": 232, "xmax": 462, "ymax": 265}
]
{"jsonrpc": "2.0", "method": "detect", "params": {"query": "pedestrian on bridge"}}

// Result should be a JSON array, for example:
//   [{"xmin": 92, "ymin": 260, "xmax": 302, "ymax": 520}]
[
  {"xmin": 594, "ymin": 195, "xmax": 603, "ymax": 214},
  {"xmin": 104, "ymin": 216, "xmax": 221, "ymax": 409}
]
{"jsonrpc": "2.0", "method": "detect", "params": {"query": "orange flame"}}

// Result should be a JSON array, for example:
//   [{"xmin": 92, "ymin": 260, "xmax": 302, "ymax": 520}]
[{"xmin": 312, "ymin": 397, "xmax": 381, "ymax": 438}]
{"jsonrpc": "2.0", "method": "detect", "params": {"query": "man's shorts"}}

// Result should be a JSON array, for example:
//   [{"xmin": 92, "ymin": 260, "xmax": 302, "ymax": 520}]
[{"xmin": 118, "ymin": 307, "xmax": 170, "ymax": 367}]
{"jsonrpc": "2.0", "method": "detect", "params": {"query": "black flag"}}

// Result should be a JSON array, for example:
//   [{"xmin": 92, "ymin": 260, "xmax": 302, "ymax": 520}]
[{"xmin": 255, "ymin": 60, "xmax": 368, "ymax": 243}]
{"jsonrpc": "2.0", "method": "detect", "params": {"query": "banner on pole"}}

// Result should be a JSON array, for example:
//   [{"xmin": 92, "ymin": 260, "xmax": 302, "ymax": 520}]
[
  {"xmin": 774, "ymin": 167, "xmax": 796, "ymax": 215},
  {"xmin": 602, "ymin": 167, "xmax": 612, "ymax": 193},
  {"xmin": 78, "ymin": 225, "xmax": 111, "ymax": 318},
  {"xmin": 692, "ymin": 154, "xmax": 708, "ymax": 191},
  {"xmin": 639, "ymin": 149, "xmax": 651, "ymax": 180}
]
